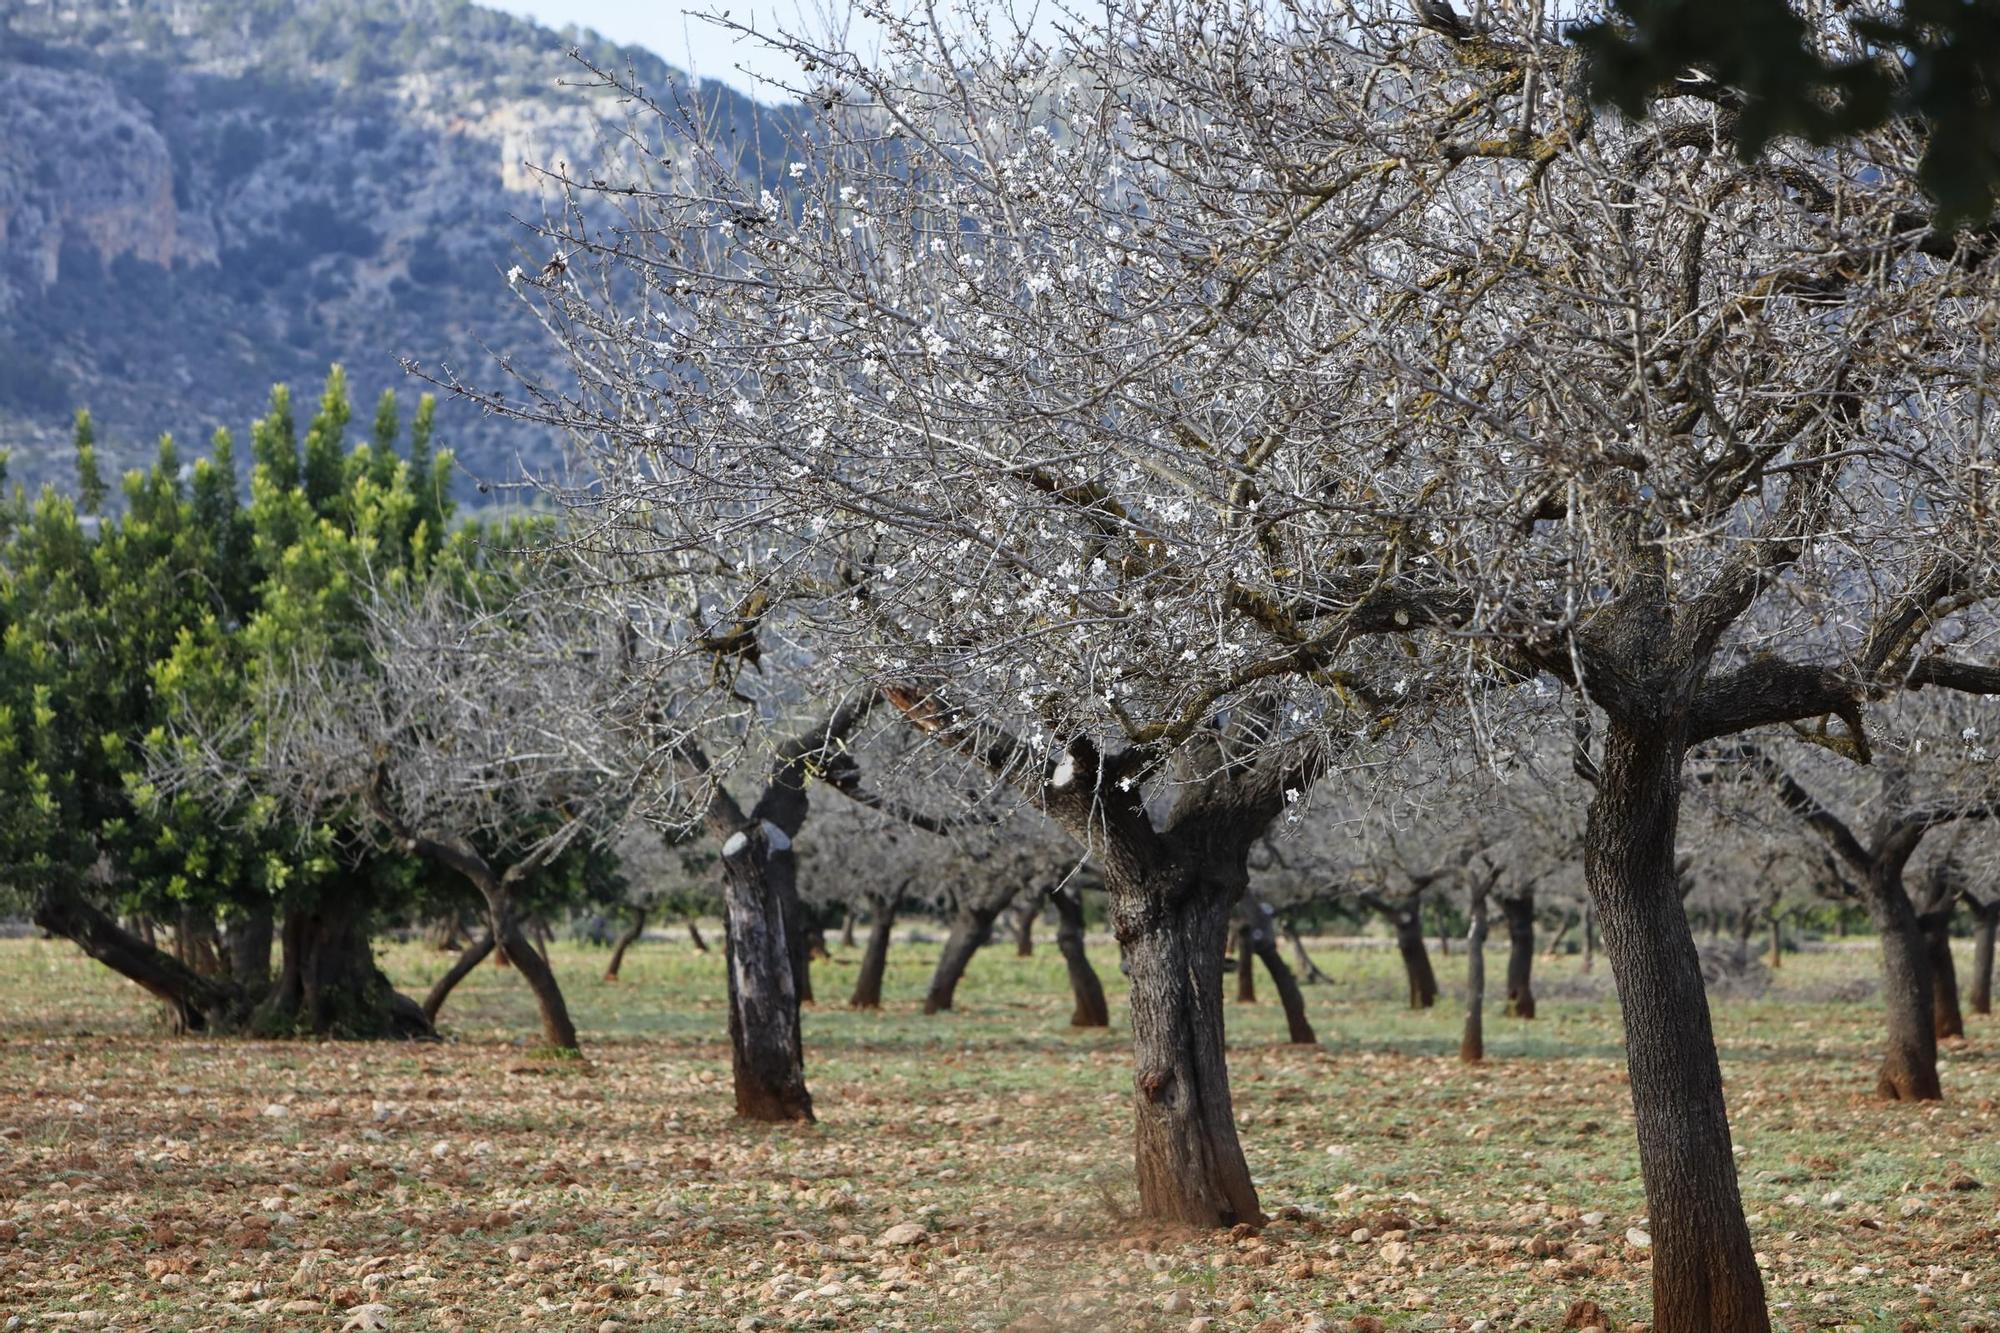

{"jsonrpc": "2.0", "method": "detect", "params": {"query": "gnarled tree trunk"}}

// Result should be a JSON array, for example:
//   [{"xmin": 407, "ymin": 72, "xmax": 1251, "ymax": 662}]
[
  {"xmin": 1969, "ymin": 897, "xmax": 1997, "ymax": 1016},
  {"xmin": 1869, "ymin": 878, "xmax": 1943, "ymax": 1100},
  {"xmin": 1586, "ymin": 721, "xmax": 1769, "ymax": 1333},
  {"xmin": 260, "ymin": 906, "xmax": 432, "ymax": 1039},
  {"xmin": 924, "ymin": 893, "xmax": 1010, "ymax": 1013},
  {"xmin": 1462, "ymin": 882, "xmax": 1489, "ymax": 1063},
  {"xmin": 1053, "ymin": 886, "xmax": 1109, "ymax": 1028},
  {"xmin": 604, "ymin": 906, "xmax": 647, "ymax": 982},
  {"xmin": 1110, "ymin": 868, "xmax": 1260, "ymax": 1227},
  {"xmin": 1501, "ymin": 890, "xmax": 1536, "ymax": 1018},
  {"xmin": 720, "ymin": 824, "xmax": 813, "ymax": 1121},
  {"xmin": 34, "ymin": 882, "xmax": 249, "ymax": 1034},
  {"xmin": 850, "ymin": 900, "xmax": 897, "ymax": 1010},
  {"xmin": 1241, "ymin": 899, "xmax": 1315, "ymax": 1044},
  {"xmin": 423, "ymin": 931, "xmax": 494, "ymax": 1022},
  {"xmin": 1921, "ymin": 905, "xmax": 1963, "ymax": 1040},
  {"xmin": 494, "ymin": 917, "xmax": 579, "ymax": 1052}
]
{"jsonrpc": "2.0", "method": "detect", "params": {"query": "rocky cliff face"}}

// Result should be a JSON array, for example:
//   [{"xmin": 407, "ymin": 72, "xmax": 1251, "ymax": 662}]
[{"xmin": 0, "ymin": 0, "xmax": 792, "ymax": 493}]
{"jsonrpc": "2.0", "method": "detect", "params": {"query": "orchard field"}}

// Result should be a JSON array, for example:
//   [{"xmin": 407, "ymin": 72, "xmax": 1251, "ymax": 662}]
[{"xmin": 0, "ymin": 932, "xmax": 1992, "ymax": 1333}]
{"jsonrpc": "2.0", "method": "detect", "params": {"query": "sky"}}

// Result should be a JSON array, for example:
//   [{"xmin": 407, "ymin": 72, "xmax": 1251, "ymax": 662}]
[{"xmin": 486, "ymin": 1, "xmax": 850, "ymax": 97}]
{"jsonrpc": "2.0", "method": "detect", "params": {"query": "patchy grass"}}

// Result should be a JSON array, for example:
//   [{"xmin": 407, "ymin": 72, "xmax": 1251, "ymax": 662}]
[{"xmin": 0, "ymin": 930, "xmax": 1994, "ymax": 1332}]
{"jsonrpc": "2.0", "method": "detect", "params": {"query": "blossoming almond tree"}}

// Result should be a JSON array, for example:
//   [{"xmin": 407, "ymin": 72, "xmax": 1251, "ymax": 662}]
[{"xmin": 467, "ymin": 0, "xmax": 2000, "ymax": 1323}]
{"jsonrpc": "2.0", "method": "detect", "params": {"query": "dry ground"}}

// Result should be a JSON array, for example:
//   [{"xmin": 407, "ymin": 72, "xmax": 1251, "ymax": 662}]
[{"xmin": 0, "ymin": 927, "xmax": 1994, "ymax": 1332}]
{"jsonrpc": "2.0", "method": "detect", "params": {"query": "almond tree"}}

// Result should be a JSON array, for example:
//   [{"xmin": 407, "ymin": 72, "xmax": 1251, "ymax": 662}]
[{"xmin": 471, "ymin": 1, "xmax": 2000, "ymax": 1321}]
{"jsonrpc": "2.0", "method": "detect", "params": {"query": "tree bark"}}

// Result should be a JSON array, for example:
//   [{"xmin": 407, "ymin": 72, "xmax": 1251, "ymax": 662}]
[
  {"xmin": 924, "ymin": 895, "xmax": 1009, "ymax": 1013},
  {"xmin": 423, "ymin": 931, "xmax": 494, "ymax": 1022},
  {"xmin": 495, "ymin": 919, "xmax": 580, "ymax": 1052},
  {"xmin": 1462, "ymin": 882, "xmax": 1489, "ymax": 1063},
  {"xmin": 1969, "ymin": 898, "xmax": 1997, "ymax": 1016},
  {"xmin": 1244, "ymin": 906, "xmax": 1316, "ymax": 1044},
  {"xmin": 1283, "ymin": 921, "xmax": 1334, "ymax": 984},
  {"xmin": 1585, "ymin": 721, "xmax": 1769, "ymax": 1333},
  {"xmin": 260, "ymin": 906, "xmax": 432, "ymax": 1039},
  {"xmin": 1920, "ymin": 905, "xmax": 1963, "ymax": 1040},
  {"xmin": 603, "ymin": 906, "xmax": 647, "ymax": 982},
  {"xmin": 1501, "ymin": 891, "xmax": 1536, "ymax": 1018},
  {"xmin": 850, "ymin": 901, "xmax": 897, "ymax": 1009},
  {"xmin": 1053, "ymin": 886, "xmax": 1110, "ymax": 1027},
  {"xmin": 1868, "ymin": 875, "xmax": 1943, "ymax": 1100},
  {"xmin": 224, "ymin": 905, "xmax": 274, "ymax": 994},
  {"xmin": 1391, "ymin": 907, "xmax": 1439, "ymax": 1009},
  {"xmin": 720, "ymin": 826, "xmax": 813, "ymax": 1121},
  {"xmin": 1110, "ymin": 870, "xmax": 1261, "ymax": 1227},
  {"xmin": 1233, "ymin": 922, "xmax": 1257, "ymax": 1004},
  {"xmin": 1014, "ymin": 895, "xmax": 1036, "ymax": 956},
  {"xmin": 33, "ymin": 882, "xmax": 248, "ymax": 1034}
]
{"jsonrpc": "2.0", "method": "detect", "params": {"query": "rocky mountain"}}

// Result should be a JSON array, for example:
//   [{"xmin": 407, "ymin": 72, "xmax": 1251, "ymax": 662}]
[{"xmin": 0, "ymin": 0, "xmax": 796, "ymax": 493}]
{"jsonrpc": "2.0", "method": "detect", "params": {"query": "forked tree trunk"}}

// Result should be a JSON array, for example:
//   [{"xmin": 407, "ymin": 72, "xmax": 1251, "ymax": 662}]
[
  {"xmin": 1283, "ymin": 921, "xmax": 1334, "ymax": 984},
  {"xmin": 260, "ymin": 906, "xmax": 432, "ymax": 1039},
  {"xmin": 850, "ymin": 901, "xmax": 897, "ymax": 1010},
  {"xmin": 1462, "ymin": 885, "xmax": 1489, "ymax": 1063},
  {"xmin": 496, "ymin": 920, "xmax": 580, "ymax": 1052},
  {"xmin": 1245, "ymin": 915, "xmax": 1316, "ymax": 1044},
  {"xmin": 1501, "ymin": 892, "xmax": 1536, "ymax": 1018},
  {"xmin": 423, "ymin": 931, "xmax": 494, "ymax": 1022},
  {"xmin": 1869, "ymin": 880, "xmax": 1943, "ymax": 1101},
  {"xmin": 720, "ymin": 826, "xmax": 812, "ymax": 1121},
  {"xmin": 924, "ymin": 896, "xmax": 1008, "ymax": 1013},
  {"xmin": 604, "ymin": 906, "xmax": 647, "ymax": 982},
  {"xmin": 33, "ymin": 883, "xmax": 249, "ymax": 1034},
  {"xmin": 1586, "ymin": 722, "xmax": 1769, "ymax": 1333},
  {"xmin": 1921, "ymin": 907, "xmax": 1963, "ymax": 1040},
  {"xmin": 1233, "ymin": 923, "xmax": 1257, "ymax": 1004},
  {"xmin": 1969, "ymin": 899, "xmax": 1997, "ymax": 1016},
  {"xmin": 224, "ymin": 906, "xmax": 274, "ymax": 994},
  {"xmin": 1014, "ymin": 896, "xmax": 1036, "ymax": 957},
  {"xmin": 1053, "ymin": 887, "xmax": 1109, "ymax": 1028},
  {"xmin": 1110, "ymin": 871, "xmax": 1261, "ymax": 1227},
  {"xmin": 1392, "ymin": 909, "xmax": 1439, "ymax": 1009}
]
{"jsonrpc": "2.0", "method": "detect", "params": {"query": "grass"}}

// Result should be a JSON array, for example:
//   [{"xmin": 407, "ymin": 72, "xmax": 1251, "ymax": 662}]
[{"xmin": 0, "ymin": 928, "xmax": 1993, "ymax": 1332}]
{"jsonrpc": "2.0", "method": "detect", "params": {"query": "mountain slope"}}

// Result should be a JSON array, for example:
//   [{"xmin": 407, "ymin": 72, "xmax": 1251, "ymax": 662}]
[{"xmin": 0, "ymin": 0, "xmax": 797, "ymax": 493}]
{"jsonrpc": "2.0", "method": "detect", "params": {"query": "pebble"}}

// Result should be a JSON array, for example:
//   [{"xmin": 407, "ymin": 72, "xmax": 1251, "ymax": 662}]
[
  {"xmin": 1625, "ymin": 1228, "xmax": 1651, "ymax": 1249},
  {"xmin": 874, "ymin": 1222, "xmax": 928, "ymax": 1247}
]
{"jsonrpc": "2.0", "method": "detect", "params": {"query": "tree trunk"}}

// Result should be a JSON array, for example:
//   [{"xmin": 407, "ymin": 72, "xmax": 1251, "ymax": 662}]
[
  {"xmin": 1283, "ymin": 921, "xmax": 1333, "ymax": 984},
  {"xmin": 175, "ymin": 905, "xmax": 227, "ymax": 978},
  {"xmin": 924, "ymin": 899, "xmax": 1006, "ymax": 1013},
  {"xmin": 1582, "ymin": 901, "xmax": 1596, "ymax": 973},
  {"xmin": 1733, "ymin": 910, "xmax": 1755, "ymax": 969},
  {"xmin": 33, "ymin": 882, "xmax": 248, "ymax": 1034},
  {"xmin": 1920, "ymin": 906, "xmax": 1963, "ymax": 1041},
  {"xmin": 1014, "ymin": 895, "xmax": 1036, "ymax": 957},
  {"xmin": 720, "ymin": 827, "xmax": 813, "ymax": 1121},
  {"xmin": 423, "ymin": 932, "xmax": 494, "ymax": 1022},
  {"xmin": 1585, "ymin": 721, "xmax": 1770, "ymax": 1333},
  {"xmin": 224, "ymin": 906, "xmax": 274, "ymax": 994},
  {"xmin": 1969, "ymin": 899, "xmax": 1997, "ymax": 1016},
  {"xmin": 1542, "ymin": 911, "xmax": 1573, "ymax": 959},
  {"xmin": 1392, "ymin": 909, "xmax": 1439, "ymax": 1009},
  {"xmin": 780, "ymin": 878, "xmax": 814, "ymax": 1006},
  {"xmin": 260, "ymin": 906, "xmax": 432, "ymax": 1039},
  {"xmin": 1766, "ymin": 908, "xmax": 1783, "ymax": 970},
  {"xmin": 850, "ymin": 901, "xmax": 896, "ymax": 1009},
  {"xmin": 1233, "ymin": 923, "xmax": 1257, "ymax": 1004},
  {"xmin": 1462, "ymin": 884, "xmax": 1488, "ymax": 1063},
  {"xmin": 687, "ymin": 917, "xmax": 710, "ymax": 953},
  {"xmin": 603, "ymin": 906, "xmax": 647, "ymax": 982},
  {"xmin": 496, "ymin": 920, "xmax": 580, "ymax": 1052},
  {"xmin": 1109, "ymin": 871, "xmax": 1261, "ymax": 1227},
  {"xmin": 840, "ymin": 911, "xmax": 857, "ymax": 950},
  {"xmin": 1869, "ymin": 878, "xmax": 1943, "ymax": 1101},
  {"xmin": 1244, "ymin": 906, "xmax": 1316, "ymax": 1044},
  {"xmin": 1501, "ymin": 891, "xmax": 1536, "ymax": 1018},
  {"xmin": 1053, "ymin": 887, "xmax": 1109, "ymax": 1028}
]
